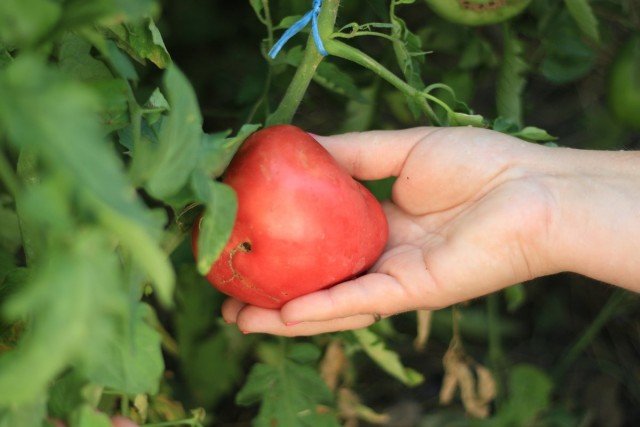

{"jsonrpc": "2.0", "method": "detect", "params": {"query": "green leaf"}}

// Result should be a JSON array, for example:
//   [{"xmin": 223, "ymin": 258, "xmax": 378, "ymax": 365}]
[
  {"xmin": 83, "ymin": 303, "xmax": 163, "ymax": 395},
  {"xmin": 314, "ymin": 61, "xmax": 366, "ymax": 102},
  {"xmin": 390, "ymin": 2, "xmax": 426, "ymax": 117},
  {"xmin": 540, "ymin": 13, "xmax": 595, "ymax": 84},
  {"xmin": 57, "ymin": 33, "xmax": 113, "ymax": 82},
  {"xmin": 0, "ymin": 230, "xmax": 127, "ymax": 405},
  {"xmin": 191, "ymin": 172, "xmax": 237, "ymax": 275},
  {"xmin": 175, "ymin": 265, "xmax": 248, "ymax": 407},
  {"xmin": 0, "ymin": 0, "xmax": 61, "ymax": 47},
  {"xmin": 0, "ymin": 56, "xmax": 174, "ymax": 306},
  {"xmin": 504, "ymin": 284, "xmax": 526, "ymax": 312},
  {"xmin": 491, "ymin": 364, "xmax": 553, "ymax": 424},
  {"xmin": 143, "ymin": 65, "xmax": 201, "ymax": 200},
  {"xmin": 448, "ymin": 112, "xmax": 486, "ymax": 127},
  {"xmin": 249, "ymin": 0, "xmax": 265, "ymax": 22},
  {"xmin": 497, "ymin": 26, "xmax": 527, "ymax": 128},
  {"xmin": 69, "ymin": 404, "xmax": 112, "ymax": 427},
  {"xmin": 236, "ymin": 345, "xmax": 340, "ymax": 427},
  {"xmin": 128, "ymin": 19, "xmax": 171, "ymax": 68},
  {"xmin": 0, "ymin": 395, "xmax": 46, "ymax": 427},
  {"xmin": 198, "ymin": 123, "xmax": 260, "ymax": 179},
  {"xmin": 287, "ymin": 343, "xmax": 322, "ymax": 364},
  {"xmin": 340, "ymin": 85, "xmax": 377, "ymax": 133},
  {"xmin": 511, "ymin": 126, "xmax": 557, "ymax": 142},
  {"xmin": 564, "ymin": 0, "xmax": 600, "ymax": 43},
  {"xmin": 90, "ymin": 78, "xmax": 130, "ymax": 132},
  {"xmin": 0, "ymin": 205, "xmax": 20, "ymax": 254},
  {"xmin": 48, "ymin": 370, "xmax": 87, "ymax": 419},
  {"xmin": 105, "ymin": 39, "xmax": 139, "ymax": 81},
  {"xmin": 352, "ymin": 328, "xmax": 424, "ymax": 387}
]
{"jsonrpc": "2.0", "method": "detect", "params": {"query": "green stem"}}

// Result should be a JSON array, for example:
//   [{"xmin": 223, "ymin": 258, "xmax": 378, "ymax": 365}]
[
  {"xmin": 266, "ymin": 0, "xmax": 341, "ymax": 126},
  {"xmin": 120, "ymin": 394, "xmax": 130, "ymax": 417},
  {"xmin": 554, "ymin": 289, "xmax": 629, "ymax": 379},
  {"xmin": 325, "ymin": 39, "xmax": 440, "ymax": 124}
]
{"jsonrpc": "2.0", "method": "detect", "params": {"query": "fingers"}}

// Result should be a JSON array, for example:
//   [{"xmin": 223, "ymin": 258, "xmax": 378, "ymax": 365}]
[{"xmin": 314, "ymin": 127, "xmax": 438, "ymax": 180}]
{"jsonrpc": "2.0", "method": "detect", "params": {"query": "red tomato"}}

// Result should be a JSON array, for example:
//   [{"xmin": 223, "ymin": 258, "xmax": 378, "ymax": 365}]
[{"xmin": 193, "ymin": 125, "xmax": 388, "ymax": 308}]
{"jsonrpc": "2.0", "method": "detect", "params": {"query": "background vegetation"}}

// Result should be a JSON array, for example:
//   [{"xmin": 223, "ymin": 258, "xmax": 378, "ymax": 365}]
[{"xmin": 0, "ymin": 0, "xmax": 638, "ymax": 426}]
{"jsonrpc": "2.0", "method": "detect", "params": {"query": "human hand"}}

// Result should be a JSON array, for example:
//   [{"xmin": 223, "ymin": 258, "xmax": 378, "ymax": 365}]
[{"xmin": 221, "ymin": 127, "xmax": 640, "ymax": 336}]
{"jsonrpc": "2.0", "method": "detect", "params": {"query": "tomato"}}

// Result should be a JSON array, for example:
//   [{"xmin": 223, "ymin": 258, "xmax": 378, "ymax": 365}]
[
  {"xmin": 193, "ymin": 125, "xmax": 388, "ymax": 309},
  {"xmin": 608, "ymin": 36, "xmax": 640, "ymax": 130},
  {"xmin": 424, "ymin": 0, "xmax": 531, "ymax": 26}
]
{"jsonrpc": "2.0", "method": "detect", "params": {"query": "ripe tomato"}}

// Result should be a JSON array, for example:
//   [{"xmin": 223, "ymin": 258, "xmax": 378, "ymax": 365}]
[
  {"xmin": 608, "ymin": 36, "xmax": 640, "ymax": 130},
  {"xmin": 424, "ymin": 0, "xmax": 531, "ymax": 26},
  {"xmin": 193, "ymin": 125, "xmax": 388, "ymax": 309}
]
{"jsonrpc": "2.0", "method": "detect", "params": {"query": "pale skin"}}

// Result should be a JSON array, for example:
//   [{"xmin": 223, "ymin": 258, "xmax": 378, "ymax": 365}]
[{"xmin": 221, "ymin": 127, "xmax": 640, "ymax": 336}]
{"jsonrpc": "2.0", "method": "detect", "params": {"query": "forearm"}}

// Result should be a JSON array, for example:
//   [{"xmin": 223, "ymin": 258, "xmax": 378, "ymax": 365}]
[{"xmin": 542, "ymin": 148, "xmax": 640, "ymax": 290}]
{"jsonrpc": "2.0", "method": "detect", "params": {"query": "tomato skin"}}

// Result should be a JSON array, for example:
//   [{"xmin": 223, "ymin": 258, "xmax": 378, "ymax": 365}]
[
  {"xmin": 424, "ymin": 0, "xmax": 531, "ymax": 26},
  {"xmin": 193, "ymin": 125, "xmax": 389, "ymax": 309},
  {"xmin": 609, "ymin": 36, "xmax": 640, "ymax": 130}
]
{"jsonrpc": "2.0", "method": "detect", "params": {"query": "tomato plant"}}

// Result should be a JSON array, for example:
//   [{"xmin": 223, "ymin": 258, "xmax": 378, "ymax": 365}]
[{"xmin": 0, "ymin": 0, "xmax": 638, "ymax": 426}]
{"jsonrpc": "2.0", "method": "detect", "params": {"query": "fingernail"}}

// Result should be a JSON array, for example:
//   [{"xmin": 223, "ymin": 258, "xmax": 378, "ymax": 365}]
[
  {"xmin": 285, "ymin": 321, "xmax": 301, "ymax": 327},
  {"xmin": 241, "ymin": 330, "xmax": 251, "ymax": 335}
]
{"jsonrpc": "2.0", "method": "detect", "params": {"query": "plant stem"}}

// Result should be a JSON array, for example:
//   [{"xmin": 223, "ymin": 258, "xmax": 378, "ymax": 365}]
[
  {"xmin": 554, "ymin": 289, "xmax": 629, "ymax": 379},
  {"xmin": 325, "ymin": 39, "xmax": 440, "ymax": 124},
  {"xmin": 266, "ymin": 0, "xmax": 341, "ymax": 126}
]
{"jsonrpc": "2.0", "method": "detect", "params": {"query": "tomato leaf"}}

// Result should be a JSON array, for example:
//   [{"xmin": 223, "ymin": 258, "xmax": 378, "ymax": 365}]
[
  {"xmin": 352, "ymin": 328, "xmax": 424, "ymax": 387},
  {"xmin": 0, "ymin": 0, "xmax": 61, "ymax": 47},
  {"xmin": 144, "ymin": 64, "xmax": 201, "ymax": 200},
  {"xmin": 174, "ymin": 265, "xmax": 249, "ymax": 407},
  {"xmin": 0, "ymin": 231, "xmax": 127, "ymax": 405},
  {"xmin": 0, "ymin": 394, "xmax": 46, "ymax": 427},
  {"xmin": 236, "ymin": 343, "xmax": 340, "ymax": 427},
  {"xmin": 488, "ymin": 364, "xmax": 553, "ymax": 424},
  {"xmin": 191, "ymin": 172, "xmax": 237, "ymax": 275},
  {"xmin": 563, "ymin": 0, "xmax": 600, "ymax": 43},
  {"xmin": 0, "ymin": 56, "xmax": 174, "ymax": 307},
  {"xmin": 198, "ymin": 123, "xmax": 261, "ymax": 179},
  {"xmin": 497, "ymin": 26, "xmax": 527, "ymax": 128},
  {"xmin": 69, "ymin": 405, "xmax": 112, "ymax": 427},
  {"xmin": 83, "ymin": 303, "xmax": 163, "ymax": 395}
]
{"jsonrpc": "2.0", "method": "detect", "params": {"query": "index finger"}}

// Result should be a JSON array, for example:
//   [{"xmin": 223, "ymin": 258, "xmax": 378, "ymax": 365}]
[{"xmin": 314, "ymin": 127, "xmax": 439, "ymax": 180}]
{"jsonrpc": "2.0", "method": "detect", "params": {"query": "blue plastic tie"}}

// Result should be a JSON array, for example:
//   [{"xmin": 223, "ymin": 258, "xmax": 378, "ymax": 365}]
[{"xmin": 268, "ymin": 0, "xmax": 328, "ymax": 59}]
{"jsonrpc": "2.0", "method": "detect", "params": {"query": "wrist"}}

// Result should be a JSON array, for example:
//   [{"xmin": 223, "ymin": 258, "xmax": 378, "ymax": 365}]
[{"xmin": 536, "ymin": 147, "xmax": 640, "ymax": 290}]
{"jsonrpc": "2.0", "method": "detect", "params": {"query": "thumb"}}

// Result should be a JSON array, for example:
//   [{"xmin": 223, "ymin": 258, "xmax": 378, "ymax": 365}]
[{"xmin": 312, "ymin": 127, "xmax": 438, "ymax": 180}]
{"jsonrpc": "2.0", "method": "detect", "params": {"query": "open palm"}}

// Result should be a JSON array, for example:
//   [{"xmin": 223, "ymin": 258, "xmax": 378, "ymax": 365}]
[{"xmin": 222, "ymin": 127, "xmax": 557, "ymax": 336}]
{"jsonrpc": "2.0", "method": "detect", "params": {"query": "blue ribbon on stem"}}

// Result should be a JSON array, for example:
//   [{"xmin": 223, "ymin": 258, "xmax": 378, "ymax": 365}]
[{"xmin": 268, "ymin": 0, "xmax": 328, "ymax": 59}]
